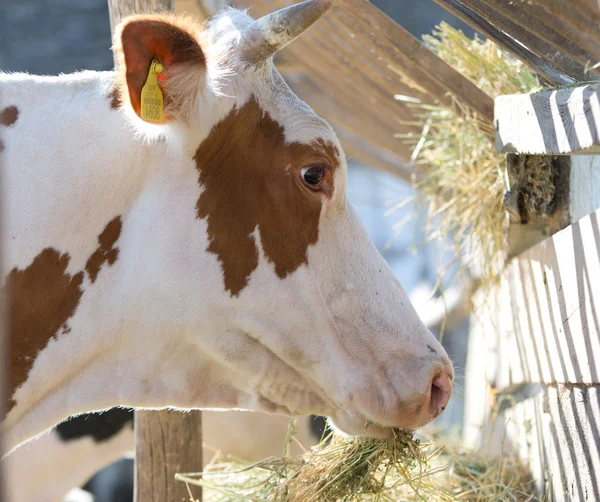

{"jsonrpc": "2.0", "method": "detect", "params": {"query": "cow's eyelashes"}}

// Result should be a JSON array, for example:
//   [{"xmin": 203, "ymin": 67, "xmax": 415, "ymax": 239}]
[{"xmin": 301, "ymin": 164, "xmax": 327, "ymax": 187}]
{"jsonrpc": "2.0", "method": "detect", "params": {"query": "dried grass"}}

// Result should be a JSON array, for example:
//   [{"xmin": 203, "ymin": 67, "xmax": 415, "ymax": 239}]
[
  {"xmin": 176, "ymin": 420, "xmax": 541, "ymax": 501},
  {"xmin": 394, "ymin": 24, "xmax": 539, "ymax": 294}
]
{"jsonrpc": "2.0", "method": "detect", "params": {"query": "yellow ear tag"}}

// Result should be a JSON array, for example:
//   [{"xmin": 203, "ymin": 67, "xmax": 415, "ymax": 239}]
[{"xmin": 141, "ymin": 60, "xmax": 165, "ymax": 124}]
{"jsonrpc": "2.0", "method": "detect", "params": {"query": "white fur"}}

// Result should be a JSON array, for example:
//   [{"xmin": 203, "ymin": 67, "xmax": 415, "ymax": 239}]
[
  {"xmin": 4, "ymin": 423, "xmax": 132, "ymax": 502},
  {"xmin": 1, "ymin": 6, "xmax": 452, "ymax": 455}
]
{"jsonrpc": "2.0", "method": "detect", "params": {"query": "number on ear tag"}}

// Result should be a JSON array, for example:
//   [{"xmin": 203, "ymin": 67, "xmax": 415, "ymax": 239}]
[{"xmin": 141, "ymin": 60, "xmax": 165, "ymax": 124}]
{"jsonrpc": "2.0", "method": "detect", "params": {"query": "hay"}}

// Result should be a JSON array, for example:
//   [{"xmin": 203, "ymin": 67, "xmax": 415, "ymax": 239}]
[
  {"xmin": 176, "ymin": 421, "xmax": 541, "ymax": 501},
  {"xmin": 423, "ymin": 23, "xmax": 538, "ymax": 98},
  {"xmin": 393, "ymin": 24, "xmax": 539, "ymax": 295}
]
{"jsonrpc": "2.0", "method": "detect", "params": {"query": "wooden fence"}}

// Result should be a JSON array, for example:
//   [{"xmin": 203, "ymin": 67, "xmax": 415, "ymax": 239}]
[{"xmin": 442, "ymin": 1, "xmax": 600, "ymax": 499}]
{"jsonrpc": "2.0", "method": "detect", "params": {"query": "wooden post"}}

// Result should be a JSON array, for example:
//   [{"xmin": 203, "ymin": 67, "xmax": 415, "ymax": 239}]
[
  {"xmin": 464, "ymin": 82, "xmax": 600, "ymax": 500},
  {"xmin": 106, "ymin": 1, "xmax": 203, "ymax": 501},
  {"xmin": 135, "ymin": 410, "xmax": 203, "ymax": 502}
]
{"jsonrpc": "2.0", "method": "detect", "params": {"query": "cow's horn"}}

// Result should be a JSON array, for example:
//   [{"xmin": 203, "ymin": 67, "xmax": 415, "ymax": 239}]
[{"xmin": 239, "ymin": 0, "xmax": 334, "ymax": 64}]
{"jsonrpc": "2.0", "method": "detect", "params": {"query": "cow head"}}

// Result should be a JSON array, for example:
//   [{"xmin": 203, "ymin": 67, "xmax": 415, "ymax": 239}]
[{"xmin": 112, "ymin": 0, "xmax": 453, "ymax": 437}]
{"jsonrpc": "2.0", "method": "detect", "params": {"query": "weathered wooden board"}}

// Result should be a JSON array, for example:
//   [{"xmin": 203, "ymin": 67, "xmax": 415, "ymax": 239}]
[
  {"xmin": 432, "ymin": 0, "xmax": 572, "ymax": 86},
  {"xmin": 337, "ymin": 0, "xmax": 494, "ymax": 123},
  {"xmin": 500, "ymin": 209, "xmax": 600, "ymax": 388},
  {"xmin": 433, "ymin": 0, "xmax": 600, "ymax": 85},
  {"xmin": 135, "ymin": 410, "xmax": 203, "ymax": 502},
  {"xmin": 571, "ymin": 155, "xmax": 600, "ymax": 222},
  {"xmin": 461, "ymin": 287, "xmax": 502, "ymax": 451},
  {"xmin": 501, "ymin": 384, "xmax": 600, "ymax": 501},
  {"xmin": 465, "ymin": 210, "xmax": 600, "ymax": 499},
  {"xmin": 459, "ymin": 0, "xmax": 598, "ymax": 81},
  {"xmin": 495, "ymin": 83, "xmax": 600, "ymax": 155}
]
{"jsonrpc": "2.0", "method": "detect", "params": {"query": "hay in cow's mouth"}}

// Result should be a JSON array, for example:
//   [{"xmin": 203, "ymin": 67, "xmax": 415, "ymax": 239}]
[{"xmin": 176, "ymin": 419, "xmax": 540, "ymax": 501}]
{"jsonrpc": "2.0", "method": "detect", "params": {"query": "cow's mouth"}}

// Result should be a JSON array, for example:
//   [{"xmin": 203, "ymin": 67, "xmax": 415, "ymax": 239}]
[{"xmin": 329, "ymin": 409, "xmax": 398, "ymax": 439}]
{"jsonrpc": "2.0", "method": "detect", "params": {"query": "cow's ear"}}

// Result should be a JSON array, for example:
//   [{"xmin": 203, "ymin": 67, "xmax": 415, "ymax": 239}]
[{"xmin": 113, "ymin": 15, "xmax": 206, "ymax": 124}]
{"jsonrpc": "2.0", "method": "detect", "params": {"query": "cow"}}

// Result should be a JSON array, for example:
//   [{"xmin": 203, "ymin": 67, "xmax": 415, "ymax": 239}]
[
  {"xmin": 5, "ymin": 408, "xmax": 327, "ymax": 502},
  {"xmin": 0, "ymin": 0, "xmax": 453, "ymax": 460}
]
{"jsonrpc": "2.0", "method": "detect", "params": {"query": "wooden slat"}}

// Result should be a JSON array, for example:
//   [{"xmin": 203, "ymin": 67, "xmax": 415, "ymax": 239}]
[
  {"xmin": 571, "ymin": 156, "xmax": 600, "ymax": 222},
  {"xmin": 495, "ymin": 83, "xmax": 600, "ymax": 155},
  {"xmin": 521, "ymin": 0, "xmax": 600, "ymax": 65},
  {"xmin": 528, "ymin": 0, "xmax": 600, "ymax": 40},
  {"xmin": 275, "ymin": 39, "xmax": 418, "ymax": 156},
  {"xmin": 495, "ymin": 209, "xmax": 600, "ymax": 388},
  {"xmin": 282, "ymin": 27, "xmax": 415, "ymax": 125},
  {"xmin": 339, "ymin": 0, "xmax": 494, "ymax": 124},
  {"xmin": 134, "ymin": 410, "xmax": 203, "ymax": 502},
  {"xmin": 265, "ymin": 2, "xmax": 435, "ymax": 123},
  {"xmin": 501, "ymin": 384, "xmax": 600, "ymax": 499},
  {"xmin": 465, "ymin": 209, "xmax": 600, "ymax": 500},
  {"xmin": 434, "ymin": 0, "xmax": 600, "ymax": 85},
  {"xmin": 309, "ymin": 13, "xmax": 432, "ymax": 107},
  {"xmin": 332, "ymin": 8, "xmax": 460, "ymax": 107},
  {"xmin": 577, "ymin": 0, "xmax": 600, "ymax": 15},
  {"xmin": 433, "ymin": 0, "xmax": 585, "ymax": 84},
  {"xmin": 478, "ymin": 0, "xmax": 600, "ymax": 70},
  {"xmin": 281, "ymin": 59, "xmax": 411, "ymax": 155}
]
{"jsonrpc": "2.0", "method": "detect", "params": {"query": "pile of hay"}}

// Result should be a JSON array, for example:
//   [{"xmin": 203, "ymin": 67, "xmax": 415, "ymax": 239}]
[
  {"xmin": 176, "ymin": 421, "xmax": 540, "ymax": 501},
  {"xmin": 394, "ymin": 23, "xmax": 539, "ymax": 294}
]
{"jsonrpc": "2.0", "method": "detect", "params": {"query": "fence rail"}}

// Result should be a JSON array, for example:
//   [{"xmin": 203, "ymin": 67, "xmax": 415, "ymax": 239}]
[{"xmin": 433, "ymin": 0, "xmax": 600, "ymax": 85}]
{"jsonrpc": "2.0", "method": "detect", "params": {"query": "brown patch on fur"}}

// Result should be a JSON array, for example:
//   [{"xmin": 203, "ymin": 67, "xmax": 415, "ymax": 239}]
[
  {"xmin": 6, "ymin": 250, "xmax": 84, "ymax": 412},
  {"xmin": 108, "ymin": 85, "xmax": 122, "ymax": 110},
  {"xmin": 1, "ymin": 106, "xmax": 19, "ymax": 127},
  {"xmin": 0, "ymin": 139, "xmax": 4, "ymax": 152},
  {"xmin": 6, "ymin": 216, "xmax": 123, "ymax": 412},
  {"xmin": 85, "ymin": 217, "xmax": 122, "ymax": 283},
  {"xmin": 195, "ymin": 96, "xmax": 339, "ymax": 296},
  {"xmin": 114, "ymin": 15, "xmax": 205, "ymax": 120}
]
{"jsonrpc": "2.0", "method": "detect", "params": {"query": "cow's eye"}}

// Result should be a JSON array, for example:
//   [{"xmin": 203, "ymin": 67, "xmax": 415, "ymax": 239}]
[{"xmin": 301, "ymin": 164, "xmax": 325, "ymax": 186}]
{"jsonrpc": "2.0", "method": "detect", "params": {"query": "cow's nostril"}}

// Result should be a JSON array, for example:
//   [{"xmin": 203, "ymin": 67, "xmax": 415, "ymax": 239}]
[{"xmin": 430, "ymin": 373, "xmax": 452, "ymax": 417}]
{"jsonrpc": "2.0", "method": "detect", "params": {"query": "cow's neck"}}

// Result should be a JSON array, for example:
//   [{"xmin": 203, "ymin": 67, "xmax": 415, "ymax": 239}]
[{"xmin": 1, "ymin": 71, "xmax": 209, "ymax": 454}]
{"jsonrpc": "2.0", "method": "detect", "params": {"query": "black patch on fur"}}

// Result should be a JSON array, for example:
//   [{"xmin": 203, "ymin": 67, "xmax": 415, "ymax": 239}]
[{"xmin": 56, "ymin": 408, "xmax": 134, "ymax": 443}]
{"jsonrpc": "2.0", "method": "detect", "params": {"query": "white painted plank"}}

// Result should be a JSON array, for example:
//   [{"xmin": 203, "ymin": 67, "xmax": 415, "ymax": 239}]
[
  {"xmin": 495, "ymin": 83, "xmax": 600, "ymax": 155},
  {"xmin": 502, "ymin": 385, "xmax": 600, "ymax": 501},
  {"xmin": 571, "ymin": 154, "xmax": 600, "ymax": 222},
  {"xmin": 492, "ymin": 209, "xmax": 600, "ymax": 388},
  {"xmin": 462, "ymin": 289, "xmax": 501, "ymax": 450}
]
